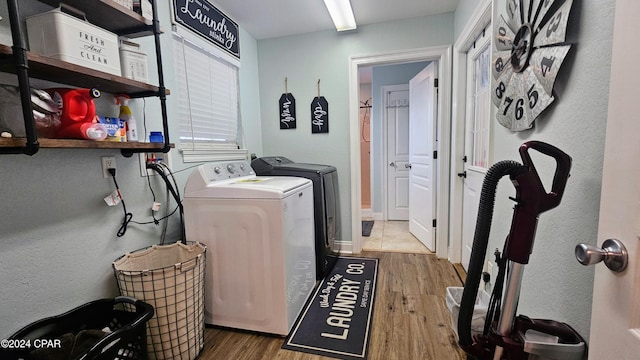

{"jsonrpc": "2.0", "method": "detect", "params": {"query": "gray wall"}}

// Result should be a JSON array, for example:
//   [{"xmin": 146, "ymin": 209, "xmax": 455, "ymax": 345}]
[
  {"xmin": 257, "ymin": 14, "xmax": 454, "ymax": 241},
  {"xmin": 0, "ymin": 0, "xmax": 262, "ymax": 337},
  {"xmin": 369, "ymin": 61, "xmax": 429, "ymax": 215}
]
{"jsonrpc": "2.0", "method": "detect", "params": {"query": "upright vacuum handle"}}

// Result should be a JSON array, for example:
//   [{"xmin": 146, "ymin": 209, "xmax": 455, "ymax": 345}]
[
  {"xmin": 519, "ymin": 141, "xmax": 572, "ymax": 212},
  {"xmin": 506, "ymin": 141, "xmax": 573, "ymax": 265}
]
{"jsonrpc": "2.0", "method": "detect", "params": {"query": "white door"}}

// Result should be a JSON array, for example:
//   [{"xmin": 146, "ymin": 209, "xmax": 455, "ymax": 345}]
[
  {"xmin": 384, "ymin": 85, "xmax": 410, "ymax": 220},
  {"xmin": 588, "ymin": 1, "xmax": 640, "ymax": 358},
  {"xmin": 408, "ymin": 62, "xmax": 437, "ymax": 251},
  {"xmin": 461, "ymin": 32, "xmax": 492, "ymax": 271}
]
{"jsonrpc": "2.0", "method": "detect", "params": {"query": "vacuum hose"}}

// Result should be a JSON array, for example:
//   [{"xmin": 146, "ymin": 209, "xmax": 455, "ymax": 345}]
[{"xmin": 457, "ymin": 160, "xmax": 523, "ymax": 349}]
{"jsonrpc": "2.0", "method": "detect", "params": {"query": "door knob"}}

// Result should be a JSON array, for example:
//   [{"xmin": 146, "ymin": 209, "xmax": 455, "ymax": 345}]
[
  {"xmin": 405, "ymin": 163, "xmax": 412, "ymax": 169},
  {"xmin": 575, "ymin": 238, "xmax": 628, "ymax": 272},
  {"xmin": 457, "ymin": 171, "xmax": 467, "ymax": 178},
  {"xmin": 389, "ymin": 162, "xmax": 396, "ymax": 167}
]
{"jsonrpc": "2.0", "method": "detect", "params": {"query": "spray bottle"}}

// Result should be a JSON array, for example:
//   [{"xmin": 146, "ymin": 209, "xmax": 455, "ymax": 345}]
[{"xmin": 117, "ymin": 95, "xmax": 138, "ymax": 142}]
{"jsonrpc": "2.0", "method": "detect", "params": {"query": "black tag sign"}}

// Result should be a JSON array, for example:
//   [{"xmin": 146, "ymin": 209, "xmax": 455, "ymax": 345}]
[
  {"xmin": 311, "ymin": 96, "xmax": 329, "ymax": 133},
  {"xmin": 279, "ymin": 93, "xmax": 296, "ymax": 129},
  {"xmin": 173, "ymin": 0, "xmax": 240, "ymax": 58}
]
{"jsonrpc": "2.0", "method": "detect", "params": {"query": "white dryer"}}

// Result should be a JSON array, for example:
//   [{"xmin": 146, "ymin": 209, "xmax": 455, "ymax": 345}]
[{"xmin": 183, "ymin": 161, "xmax": 316, "ymax": 335}]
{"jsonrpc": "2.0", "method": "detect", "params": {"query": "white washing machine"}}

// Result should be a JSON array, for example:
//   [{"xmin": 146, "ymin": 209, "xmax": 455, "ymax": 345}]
[{"xmin": 183, "ymin": 161, "xmax": 316, "ymax": 335}]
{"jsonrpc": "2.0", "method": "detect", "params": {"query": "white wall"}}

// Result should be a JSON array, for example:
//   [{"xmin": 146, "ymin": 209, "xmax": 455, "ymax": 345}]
[
  {"xmin": 257, "ymin": 14, "xmax": 454, "ymax": 241},
  {"xmin": 0, "ymin": 0, "xmax": 262, "ymax": 337}
]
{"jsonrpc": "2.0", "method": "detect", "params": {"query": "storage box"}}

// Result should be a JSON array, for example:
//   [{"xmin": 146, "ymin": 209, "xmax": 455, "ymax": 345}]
[
  {"xmin": 120, "ymin": 39, "xmax": 149, "ymax": 82},
  {"xmin": 138, "ymin": 0, "xmax": 154, "ymax": 21},
  {"xmin": 26, "ymin": 7, "xmax": 121, "ymax": 76},
  {"xmin": 113, "ymin": 0, "xmax": 134, "ymax": 11},
  {"xmin": 446, "ymin": 286, "xmax": 490, "ymax": 339}
]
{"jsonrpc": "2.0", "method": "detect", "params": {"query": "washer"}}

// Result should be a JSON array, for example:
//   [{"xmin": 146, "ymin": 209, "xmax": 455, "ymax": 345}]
[
  {"xmin": 183, "ymin": 161, "xmax": 316, "ymax": 336},
  {"xmin": 251, "ymin": 156, "xmax": 340, "ymax": 279}
]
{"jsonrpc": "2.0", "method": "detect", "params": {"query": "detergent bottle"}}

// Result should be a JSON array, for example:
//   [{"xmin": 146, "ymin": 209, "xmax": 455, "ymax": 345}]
[
  {"xmin": 46, "ymin": 87, "xmax": 101, "ymax": 140},
  {"xmin": 117, "ymin": 95, "xmax": 138, "ymax": 142}
]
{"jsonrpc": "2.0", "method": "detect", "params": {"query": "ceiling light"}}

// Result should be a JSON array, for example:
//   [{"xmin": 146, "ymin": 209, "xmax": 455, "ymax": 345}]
[{"xmin": 323, "ymin": 0, "xmax": 357, "ymax": 31}]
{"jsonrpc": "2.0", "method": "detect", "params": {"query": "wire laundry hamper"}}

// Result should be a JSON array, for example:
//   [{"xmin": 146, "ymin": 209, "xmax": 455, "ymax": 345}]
[{"xmin": 113, "ymin": 242, "xmax": 206, "ymax": 360}]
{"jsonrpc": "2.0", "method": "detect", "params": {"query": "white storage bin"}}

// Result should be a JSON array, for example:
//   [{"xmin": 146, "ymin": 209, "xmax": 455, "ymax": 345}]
[
  {"xmin": 113, "ymin": 0, "xmax": 134, "ymax": 11},
  {"xmin": 26, "ymin": 6, "xmax": 121, "ymax": 76},
  {"xmin": 446, "ymin": 286, "xmax": 490, "ymax": 339},
  {"xmin": 120, "ymin": 39, "xmax": 149, "ymax": 82}
]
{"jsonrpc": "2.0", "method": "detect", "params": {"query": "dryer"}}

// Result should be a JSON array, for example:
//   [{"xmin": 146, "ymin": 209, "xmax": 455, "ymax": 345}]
[
  {"xmin": 183, "ymin": 161, "xmax": 316, "ymax": 335},
  {"xmin": 251, "ymin": 156, "xmax": 340, "ymax": 279}
]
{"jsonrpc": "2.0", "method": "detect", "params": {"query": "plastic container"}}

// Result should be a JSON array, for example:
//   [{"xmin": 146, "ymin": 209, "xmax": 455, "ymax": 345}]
[
  {"xmin": 57, "ymin": 121, "xmax": 108, "ymax": 140},
  {"xmin": 119, "ymin": 40, "xmax": 149, "ymax": 82},
  {"xmin": 117, "ymin": 95, "xmax": 138, "ymax": 141},
  {"xmin": 1, "ymin": 297, "xmax": 154, "ymax": 360},
  {"xmin": 113, "ymin": 242, "xmax": 206, "ymax": 360},
  {"xmin": 149, "ymin": 131, "xmax": 164, "ymax": 143},
  {"xmin": 446, "ymin": 286, "xmax": 490, "ymax": 339},
  {"xmin": 47, "ymin": 87, "xmax": 100, "ymax": 126}
]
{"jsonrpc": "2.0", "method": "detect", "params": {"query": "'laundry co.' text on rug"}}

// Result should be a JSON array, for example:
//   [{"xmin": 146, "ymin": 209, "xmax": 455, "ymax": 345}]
[{"xmin": 283, "ymin": 257, "xmax": 378, "ymax": 360}]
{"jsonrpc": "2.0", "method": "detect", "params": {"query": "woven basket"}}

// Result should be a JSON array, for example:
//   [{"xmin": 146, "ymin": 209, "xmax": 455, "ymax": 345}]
[{"xmin": 113, "ymin": 242, "xmax": 206, "ymax": 360}]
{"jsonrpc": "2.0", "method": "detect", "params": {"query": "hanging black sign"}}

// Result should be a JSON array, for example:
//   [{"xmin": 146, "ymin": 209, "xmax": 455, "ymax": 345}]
[
  {"xmin": 311, "ymin": 96, "xmax": 329, "ymax": 133},
  {"xmin": 279, "ymin": 93, "xmax": 297, "ymax": 129},
  {"xmin": 173, "ymin": 0, "xmax": 240, "ymax": 58}
]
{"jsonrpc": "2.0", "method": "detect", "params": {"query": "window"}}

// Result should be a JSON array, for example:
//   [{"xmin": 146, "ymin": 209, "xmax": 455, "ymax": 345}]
[
  {"xmin": 172, "ymin": 32, "xmax": 246, "ymax": 162},
  {"xmin": 470, "ymin": 44, "xmax": 491, "ymax": 168}
]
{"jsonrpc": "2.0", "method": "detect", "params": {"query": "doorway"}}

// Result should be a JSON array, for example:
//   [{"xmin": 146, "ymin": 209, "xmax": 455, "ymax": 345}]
[{"xmin": 348, "ymin": 46, "xmax": 452, "ymax": 257}]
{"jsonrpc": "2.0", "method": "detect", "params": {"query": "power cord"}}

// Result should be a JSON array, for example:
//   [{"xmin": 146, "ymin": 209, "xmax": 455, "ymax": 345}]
[{"xmin": 108, "ymin": 168, "xmax": 133, "ymax": 237}]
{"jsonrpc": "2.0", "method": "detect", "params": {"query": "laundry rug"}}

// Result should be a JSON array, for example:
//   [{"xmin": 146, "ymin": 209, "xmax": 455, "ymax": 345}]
[
  {"xmin": 282, "ymin": 256, "xmax": 379, "ymax": 360},
  {"xmin": 362, "ymin": 220, "xmax": 374, "ymax": 237}
]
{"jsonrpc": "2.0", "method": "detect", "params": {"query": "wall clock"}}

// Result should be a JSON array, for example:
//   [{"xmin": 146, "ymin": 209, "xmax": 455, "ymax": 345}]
[{"xmin": 492, "ymin": 0, "xmax": 574, "ymax": 131}]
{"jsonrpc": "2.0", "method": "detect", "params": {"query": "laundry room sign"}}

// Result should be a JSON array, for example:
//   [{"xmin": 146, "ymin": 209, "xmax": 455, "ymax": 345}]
[
  {"xmin": 172, "ymin": 0, "xmax": 240, "ymax": 58},
  {"xmin": 280, "ymin": 78, "xmax": 296, "ymax": 129},
  {"xmin": 311, "ymin": 79, "xmax": 329, "ymax": 133},
  {"xmin": 311, "ymin": 96, "xmax": 329, "ymax": 133}
]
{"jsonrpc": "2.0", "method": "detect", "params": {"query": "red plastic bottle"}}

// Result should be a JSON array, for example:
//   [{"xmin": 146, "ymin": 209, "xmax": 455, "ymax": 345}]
[{"xmin": 46, "ymin": 88, "xmax": 101, "ymax": 139}]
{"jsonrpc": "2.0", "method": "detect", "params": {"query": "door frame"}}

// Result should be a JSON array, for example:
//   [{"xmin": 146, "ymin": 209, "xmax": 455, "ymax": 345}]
[
  {"xmin": 449, "ymin": 0, "xmax": 492, "ymax": 263},
  {"xmin": 381, "ymin": 84, "xmax": 410, "ymax": 221},
  {"xmin": 349, "ymin": 45, "xmax": 452, "ymax": 257}
]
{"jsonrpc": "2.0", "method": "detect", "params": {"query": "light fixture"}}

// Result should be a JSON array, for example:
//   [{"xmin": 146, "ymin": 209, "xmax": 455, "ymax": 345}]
[{"xmin": 323, "ymin": 0, "xmax": 357, "ymax": 31}]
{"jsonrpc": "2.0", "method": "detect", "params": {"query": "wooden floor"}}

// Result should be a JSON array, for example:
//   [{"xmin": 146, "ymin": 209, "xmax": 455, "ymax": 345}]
[{"xmin": 198, "ymin": 252, "xmax": 468, "ymax": 360}]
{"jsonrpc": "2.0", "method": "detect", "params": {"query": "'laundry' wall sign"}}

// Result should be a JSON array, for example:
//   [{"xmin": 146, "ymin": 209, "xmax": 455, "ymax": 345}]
[{"xmin": 173, "ymin": 0, "xmax": 240, "ymax": 58}]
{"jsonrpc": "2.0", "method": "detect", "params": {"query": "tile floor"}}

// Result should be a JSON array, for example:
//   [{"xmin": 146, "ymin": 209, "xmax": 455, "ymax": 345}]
[{"xmin": 362, "ymin": 220, "xmax": 433, "ymax": 254}]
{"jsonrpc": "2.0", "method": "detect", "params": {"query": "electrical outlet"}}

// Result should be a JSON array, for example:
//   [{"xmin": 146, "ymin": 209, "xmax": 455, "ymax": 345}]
[{"xmin": 102, "ymin": 156, "xmax": 116, "ymax": 178}]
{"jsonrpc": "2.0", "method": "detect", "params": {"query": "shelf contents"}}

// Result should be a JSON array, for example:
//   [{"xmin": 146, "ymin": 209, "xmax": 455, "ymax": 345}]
[{"xmin": 26, "ymin": 5, "xmax": 122, "ymax": 77}]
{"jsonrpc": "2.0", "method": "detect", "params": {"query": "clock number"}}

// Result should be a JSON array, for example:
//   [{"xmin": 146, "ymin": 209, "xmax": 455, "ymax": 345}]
[
  {"xmin": 540, "ymin": 56, "xmax": 556, "ymax": 77},
  {"xmin": 496, "ymin": 82, "xmax": 506, "ymax": 99},
  {"xmin": 527, "ymin": 85, "xmax": 539, "ymax": 108},
  {"xmin": 495, "ymin": 57, "xmax": 505, "ymax": 73},
  {"xmin": 503, "ymin": 96, "xmax": 513, "ymax": 116},
  {"xmin": 515, "ymin": 99, "xmax": 525, "ymax": 120},
  {"xmin": 546, "ymin": 12, "xmax": 563, "ymax": 38},
  {"xmin": 503, "ymin": 96, "xmax": 526, "ymax": 120},
  {"xmin": 498, "ymin": 26, "xmax": 508, "ymax": 47},
  {"xmin": 507, "ymin": 0, "xmax": 518, "ymax": 19}
]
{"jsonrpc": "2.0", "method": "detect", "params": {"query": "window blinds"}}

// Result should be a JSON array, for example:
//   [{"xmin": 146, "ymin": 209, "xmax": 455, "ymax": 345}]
[{"xmin": 172, "ymin": 33, "xmax": 239, "ymax": 149}]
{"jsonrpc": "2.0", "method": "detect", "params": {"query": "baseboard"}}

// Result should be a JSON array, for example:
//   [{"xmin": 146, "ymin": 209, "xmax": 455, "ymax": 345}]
[
  {"xmin": 361, "ymin": 208, "xmax": 373, "ymax": 218},
  {"xmin": 335, "ymin": 240, "xmax": 353, "ymax": 254},
  {"xmin": 373, "ymin": 212, "xmax": 383, "ymax": 221}
]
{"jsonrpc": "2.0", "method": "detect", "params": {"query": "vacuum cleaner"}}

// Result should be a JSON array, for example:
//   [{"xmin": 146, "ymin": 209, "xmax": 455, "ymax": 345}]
[{"xmin": 457, "ymin": 141, "xmax": 586, "ymax": 360}]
